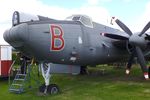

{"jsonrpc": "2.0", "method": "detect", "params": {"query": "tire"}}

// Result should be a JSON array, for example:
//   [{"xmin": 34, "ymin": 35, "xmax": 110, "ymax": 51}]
[
  {"xmin": 39, "ymin": 84, "xmax": 46, "ymax": 93},
  {"xmin": 47, "ymin": 84, "xmax": 59, "ymax": 94}
]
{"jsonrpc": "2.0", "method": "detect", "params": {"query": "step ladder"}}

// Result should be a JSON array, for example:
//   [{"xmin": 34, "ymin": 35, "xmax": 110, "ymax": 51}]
[
  {"xmin": 8, "ymin": 56, "xmax": 37, "ymax": 94},
  {"xmin": 9, "ymin": 71, "xmax": 27, "ymax": 94}
]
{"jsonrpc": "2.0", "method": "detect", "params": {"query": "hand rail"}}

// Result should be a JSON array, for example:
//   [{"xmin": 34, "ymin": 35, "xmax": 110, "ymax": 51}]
[{"xmin": 8, "ymin": 55, "xmax": 19, "ymax": 87}]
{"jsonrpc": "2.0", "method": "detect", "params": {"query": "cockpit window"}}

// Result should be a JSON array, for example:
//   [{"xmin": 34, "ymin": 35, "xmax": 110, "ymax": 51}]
[
  {"xmin": 12, "ymin": 11, "xmax": 39, "ymax": 26},
  {"xmin": 80, "ymin": 16, "xmax": 93, "ymax": 27},
  {"xmin": 66, "ymin": 15, "xmax": 93, "ymax": 28},
  {"xmin": 72, "ymin": 16, "xmax": 80, "ymax": 21}
]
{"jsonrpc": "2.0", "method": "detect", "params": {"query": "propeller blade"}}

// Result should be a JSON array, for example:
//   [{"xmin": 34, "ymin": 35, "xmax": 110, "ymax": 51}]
[
  {"xmin": 135, "ymin": 46, "xmax": 149, "ymax": 80},
  {"xmin": 126, "ymin": 48, "xmax": 136, "ymax": 75},
  {"xmin": 115, "ymin": 19, "xmax": 133, "ymax": 36},
  {"xmin": 139, "ymin": 21, "xmax": 150, "ymax": 36},
  {"xmin": 101, "ymin": 33, "xmax": 129, "ymax": 40}
]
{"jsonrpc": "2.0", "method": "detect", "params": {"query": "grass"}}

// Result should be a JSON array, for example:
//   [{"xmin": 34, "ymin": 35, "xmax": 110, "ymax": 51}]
[{"xmin": 0, "ymin": 64, "xmax": 150, "ymax": 100}]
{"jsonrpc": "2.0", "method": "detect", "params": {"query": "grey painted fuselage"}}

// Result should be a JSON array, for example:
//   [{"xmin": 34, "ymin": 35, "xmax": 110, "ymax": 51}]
[{"xmin": 4, "ymin": 19, "xmax": 130, "ymax": 66}]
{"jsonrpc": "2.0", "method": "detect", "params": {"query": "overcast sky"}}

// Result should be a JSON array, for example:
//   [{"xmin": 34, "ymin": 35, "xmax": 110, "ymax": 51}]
[{"xmin": 1, "ymin": 0, "xmax": 150, "ymax": 44}]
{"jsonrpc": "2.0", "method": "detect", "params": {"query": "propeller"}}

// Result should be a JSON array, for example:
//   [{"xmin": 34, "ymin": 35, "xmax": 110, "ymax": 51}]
[
  {"xmin": 139, "ymin": 22, "xmax": 150, "ymax": 36},
  {"xmin": 105, "ymin": 18, "xmax": 150, "ymax": 80},
  {"xmin": 117, "ymin": 19, "xmax": 150, "ymax": 80},
  {"xmin": 115, "ymin": 19, "xmax": 133, "ymax": 36},
  {"xmin": 125, "ymin": 48, "xmax": 136, "ymax": 75}
]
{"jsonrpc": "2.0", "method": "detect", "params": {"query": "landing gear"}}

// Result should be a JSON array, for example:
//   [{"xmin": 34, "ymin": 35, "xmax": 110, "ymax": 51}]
[
  {"xmin": 39, "ymin": 63, "xmax": 59, "ymax": 95},
  {"xmin": 39, "ymin": 84, "xmax": 59, "ymax": 94}
]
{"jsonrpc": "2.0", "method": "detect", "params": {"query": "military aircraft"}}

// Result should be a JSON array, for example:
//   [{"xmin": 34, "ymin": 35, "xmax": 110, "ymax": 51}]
[{"xmin": 3, "ymin": 11, "xmax": 150, "ymax": 94}]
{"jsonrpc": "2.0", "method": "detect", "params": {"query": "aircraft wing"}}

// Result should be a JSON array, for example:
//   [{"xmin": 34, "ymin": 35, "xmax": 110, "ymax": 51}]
[
  {"xmin": 112, "ymin": 40, "xmax": 127, "ymax": 49},
  {"xmin": 102, "ymin": 32, "xmax": 129, "ymax": 49}
]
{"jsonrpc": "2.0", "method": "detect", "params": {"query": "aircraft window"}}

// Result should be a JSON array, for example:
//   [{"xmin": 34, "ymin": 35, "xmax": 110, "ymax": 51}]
[
  {"xmin": 12, "ymin": 11, "xmax": 19, "ymax": 26},
  {"xmin": 66, "ymin": 15, "xmax": 93, "ymax": 28},
  {"xmin": 72, "ymin": 16, "xmax": 80, "ymax": 21},
  {"xmin": 12, "ymin": 11, "xmax": 39, "ymax": 26},
  {"xmin": 80, "ymin": 16, "xmax": 93, "ymax": 28}
]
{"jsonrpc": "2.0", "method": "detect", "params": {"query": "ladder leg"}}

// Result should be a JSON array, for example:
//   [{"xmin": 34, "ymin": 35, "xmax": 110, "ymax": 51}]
[{"xmin": 9, "ymin": 59, "xmax": 30, "ymax": 93}]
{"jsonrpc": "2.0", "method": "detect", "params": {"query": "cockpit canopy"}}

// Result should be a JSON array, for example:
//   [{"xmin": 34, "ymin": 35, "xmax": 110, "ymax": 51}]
[
  {"xmin": 12, "ymin": 11, "xmax": 39, "ymax": 26},
  {"xmin": 12, "ymin": 11, "xmax": 56, "ymax": 26},
  {"xmin": 66, "ymin": 15, "xmax": 93, "ymax": 28},
  {"xmin": 12, "ymin": 11, "xmax": 93, "ymax": 28}
]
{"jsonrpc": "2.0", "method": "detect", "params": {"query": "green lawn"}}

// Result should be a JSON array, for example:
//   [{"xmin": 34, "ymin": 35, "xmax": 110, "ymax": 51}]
[{"xmin": 0, "ymin": 65, "xmax": 150, "ymax": 100}]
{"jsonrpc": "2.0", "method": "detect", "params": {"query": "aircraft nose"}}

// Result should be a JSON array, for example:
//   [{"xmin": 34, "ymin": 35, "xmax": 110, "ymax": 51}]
[{"xmin": 3, "ymin": 23, "xmax": 28, "ymax": 48}]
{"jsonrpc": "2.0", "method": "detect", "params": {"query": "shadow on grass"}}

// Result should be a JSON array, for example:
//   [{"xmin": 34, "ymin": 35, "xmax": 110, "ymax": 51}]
[{"xmin": 0, "ymin": 77, "xmax": 8, "ymax": 81}]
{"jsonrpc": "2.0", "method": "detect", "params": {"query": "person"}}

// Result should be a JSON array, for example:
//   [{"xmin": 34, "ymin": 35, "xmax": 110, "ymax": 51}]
[{"xmin": 20, "ymin": 55, "xmax": 30, "ymax": 74}]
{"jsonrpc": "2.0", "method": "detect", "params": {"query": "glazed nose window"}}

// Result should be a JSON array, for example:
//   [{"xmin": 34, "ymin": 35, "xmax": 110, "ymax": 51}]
[
  {"xmin": 12, "ymin": 11, "xmax": 39, "ymax": 26},
  {"xmin": 12, "ymin": 11, "xmax": 19, "ymax": 26}
]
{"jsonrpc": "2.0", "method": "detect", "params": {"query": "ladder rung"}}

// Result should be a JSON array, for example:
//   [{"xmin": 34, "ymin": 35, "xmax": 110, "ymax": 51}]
[
  {"xmin": 12, "ymin": 84, "xmax": 23, "ymax": 86},
  {"xmin": 14, "ymin": 79, "xmax": 25, "ymax": 81},
  {"xmin": 9, "ymin": 88, "xmax": 24, "ymax": 93},
  {"xmin": 16, "ymin": 74, "xmax": 26, "ymax": 76},
  {"xmin": 9, "ymin": 88, "xmax": 20, "ymax": 92}
]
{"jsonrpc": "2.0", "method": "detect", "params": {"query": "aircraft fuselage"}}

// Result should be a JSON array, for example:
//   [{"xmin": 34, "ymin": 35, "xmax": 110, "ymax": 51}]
[{"xmin": 4, "ymin": 20, "xmax": 129, "ymax": 65}]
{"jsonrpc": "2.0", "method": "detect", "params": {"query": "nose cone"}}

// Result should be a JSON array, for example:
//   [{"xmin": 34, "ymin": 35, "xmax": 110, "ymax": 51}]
[
  {"xmin": 3, "ymin": 23, "xmax": 28, "ymax": 48},
  {"xmin": 3, "ymin": 29, "xmax": 10, "ymax": 43}
]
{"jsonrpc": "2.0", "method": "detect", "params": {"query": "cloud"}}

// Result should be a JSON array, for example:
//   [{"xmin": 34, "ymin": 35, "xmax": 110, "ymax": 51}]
[
  {"xmin": 0, "ymin": 0, "xmax": 113, "ymax": 44},
  {"xmin": 139, "ymin": 1, "xmax": 150, "ymax": 24},
  {"xmin": 122, "ymin": 0, "xmax": 139, "ymax": 3},
  {"xmin": 87, "ymin": 0, "xmax": 99, "ymax": 5},
  {"xmin": 74, "ymin": 6, "xmax": 111, "ymax": 25},
  {"xmin": 130, "ymin": 1, "xmax": 150, "ymax": 32},
  {"xmin": 87, "ymin": 0, "xmax": 112, "ymax": 5},
  {"xmin": 122, "ymin": 0, "xmax": 132, "ymax": 3},
  {"xmin": 0, "ymin": 0, "xmax": 71, "ymax": 44}
]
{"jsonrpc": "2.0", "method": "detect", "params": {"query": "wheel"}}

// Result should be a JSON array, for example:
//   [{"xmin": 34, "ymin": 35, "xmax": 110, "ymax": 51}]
[
  {"xmin": 39, "ymin": 84, "xmax": 59, "ymax": 94},
  {"xmin": 39, "ymin": 84, "xmax": 46, "ymax": 93},
  {"xmin": 47, "ymin": 84, "xmax": 59, "ymax": 94}
]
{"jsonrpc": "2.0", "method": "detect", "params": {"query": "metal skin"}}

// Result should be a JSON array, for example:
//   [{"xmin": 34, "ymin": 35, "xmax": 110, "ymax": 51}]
[
  {"xmin": 4, "ymin": 19, "xmax": 131, "ymax": 66},
  {"xmin": 4, "ymin": 12, "xmax": 150, "ymax": 82},
  {"xmin": 4, "ymin": 12, "xmax": 150, "ymax": 94}
]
